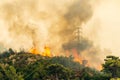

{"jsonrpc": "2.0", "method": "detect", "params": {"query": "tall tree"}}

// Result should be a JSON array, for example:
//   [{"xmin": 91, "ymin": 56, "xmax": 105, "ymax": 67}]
[{"xmin": 102, "ymin": 55, "xmax": 120, "ymax": 78}]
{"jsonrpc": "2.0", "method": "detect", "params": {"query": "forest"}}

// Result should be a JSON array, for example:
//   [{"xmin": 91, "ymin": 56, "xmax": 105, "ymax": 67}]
[{"xmin": 0, "ymin": 48, "xmax": 120, "ymax": 80}]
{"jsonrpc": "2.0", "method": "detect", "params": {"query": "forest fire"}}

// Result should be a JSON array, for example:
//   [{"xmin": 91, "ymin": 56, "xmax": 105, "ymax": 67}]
[
  {"xmin": 65, "ymin": 48, "xmax": 103, "ymax": 70},
  {"xmin": 0, "ymin": 0, "xmax": 120, "ymax": 79},
  {"xmin": 42, "ymin": 46, "xmax": 51, "ymax": 57},
  {"xmin": 72, "ymin": 49, "xmax": 83, "ymax": 64},
  {"xmin": 29, "ymin": 46, "xmax": 102, "ymax": 70},
  {"xmin": 29, "ymin": 47, "xmax": 40, "ymax": 54},
  {"xmin": 29, "ymin": 46, "xmax": 52, "ymax": 57}
]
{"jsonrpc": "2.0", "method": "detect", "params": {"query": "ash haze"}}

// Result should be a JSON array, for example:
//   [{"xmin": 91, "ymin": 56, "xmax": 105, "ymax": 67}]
[
  {"xmin": 0, "ymin": 0, "xmax": 95, "ymax": 51},
  {"xmin": 0, "ymin": 0, "xmax": 120, "ymax": 69},
  {"xmin": 83, "ymin": 0, "xmax": 120, "ymax": 56}
]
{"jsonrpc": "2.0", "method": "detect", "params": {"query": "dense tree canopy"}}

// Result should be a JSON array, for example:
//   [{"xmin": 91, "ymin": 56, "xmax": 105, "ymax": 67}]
[
  {"xmin": 0, "ymin": 49, "xmax": 119, "ymax": 80},
  {"xmin": 102, "ymin": 55, "xmax": 120, "ymax": 78}
]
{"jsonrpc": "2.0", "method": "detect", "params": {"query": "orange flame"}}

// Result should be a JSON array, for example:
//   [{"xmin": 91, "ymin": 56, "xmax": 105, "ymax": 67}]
[
  {"xmin": 42, "ymin": 46, "xmax": 51, "ymax": 57},
  {"xmin": 29, "ymin": 47, "xmax": 40, "ymax": 54},
  {"xmin": 29, "ymin": 46, "xmax": 52, "ymax": 57},
  {"xmin": 29, "ymin": 47, "xmax": 102, "ymax": 70},
  {"xmin": 72, "ymin": 49, "xmax": 83, "ymax": 64}
]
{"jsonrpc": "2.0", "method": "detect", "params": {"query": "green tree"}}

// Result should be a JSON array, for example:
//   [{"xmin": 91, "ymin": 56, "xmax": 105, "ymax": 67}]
[
  {"xmin": 102, "ymin": 55, "xmax": 120, "ymax": 78},
  {"xmin": 46, "ymin": 64, "xmax": 71, "ymax": 80},
  {"xmin": 0, "ymin": 64, "xmax": 24, "ymax": 80},
  {"xmin": 24, "ymin": 60, "xmax": 47, "ymax": 80}
]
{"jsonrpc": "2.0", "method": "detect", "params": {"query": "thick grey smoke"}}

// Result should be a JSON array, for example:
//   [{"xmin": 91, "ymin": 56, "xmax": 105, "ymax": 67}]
[
  {"xmin": 0, "ymin": 0, "xmax": 94, "ymax": 50},
  {"xmin": 0, "ymin": 0, "xmax": 104, "ymax": 69},
  {"xmin": 0, "ymin": 0, "xmax": 51, "ymax": 50},
  {"xmin": 65, "ymin": 0, "xmax": 93, "ymax": 25},
  {"xmin": 60, "ymin": 0, "xmax": 93, "ymax": 53},
  {"xmin": 49, "ymin": 0, "xmax": 94, "ymax": 53},
  {"xmin": 60, "ymin": 0, "xmax": 92, "ymax": 41}
]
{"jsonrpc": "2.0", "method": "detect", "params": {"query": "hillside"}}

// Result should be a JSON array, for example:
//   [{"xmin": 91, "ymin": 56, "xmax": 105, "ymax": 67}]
[{"xmin": 0, "ymin": 49, "xmax": 110, "ymax": 80}]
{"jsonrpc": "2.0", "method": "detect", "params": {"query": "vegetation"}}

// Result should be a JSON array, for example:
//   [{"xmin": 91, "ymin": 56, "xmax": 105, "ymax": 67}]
[
  {"xmin": 0, "ymin": 49, "xmax": 120, "ymax": 80},
  {"xmin": 102, "ymin": 55, "xmax": 120, "ymax": 79}
]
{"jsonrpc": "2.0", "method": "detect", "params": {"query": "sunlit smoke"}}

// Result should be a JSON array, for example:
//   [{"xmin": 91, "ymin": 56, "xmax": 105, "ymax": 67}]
[{"xmin": 0, "ymin": 0, "xmax": 114, "ymax": 70}]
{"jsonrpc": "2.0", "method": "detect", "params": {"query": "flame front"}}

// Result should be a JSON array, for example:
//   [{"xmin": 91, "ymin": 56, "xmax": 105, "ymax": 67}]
[
  {"xmin": 29, "ymin": 46, "xmax": 52, "ymax": 57},
  {"xmin": 72, "ymin": 49, "xmax": 83, "ymax": 64},
  {"xmin": 42, "ymin": 46, "xmax": 51, "ymax": 57},
  {"xmin": 29, "ymin": 47, "xmax": 102, "ymax": 70},
  {"xmin": 29, "ymin": 47, "xmax": 40, "ymax": 54}
]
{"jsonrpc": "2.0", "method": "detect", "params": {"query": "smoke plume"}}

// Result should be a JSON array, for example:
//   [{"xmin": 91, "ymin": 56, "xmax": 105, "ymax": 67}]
[
  {"xmin": 0, "ymin": 0, "xmax": 106, "ymax": 69},
  {"xmin": 0, "ymin": 0, "xmax": 94, "ymax": 49}
]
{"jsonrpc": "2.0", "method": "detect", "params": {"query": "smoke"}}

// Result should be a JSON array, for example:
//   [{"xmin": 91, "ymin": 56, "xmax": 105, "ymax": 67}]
[
  {"xmin": 83, "ymin": 0, "xmax": 120, "ymax": 56},
  {"xmin": 65, "ymin": 0, "xmax": 92, "ymax": 25},
  {"xmin": 59, "ymin": 0, "xmax": 93, "ymax": 43},
  {"xmin": 0, "ymin": 0, "xmax": 56, "ymax": 50},
  {"xmin": 0, "ymin": 0, "xmax": 95, "ymax": 49},
  {"xmin": 0, "ymin": 0, "xmax": 107, "ymax": 69},
  {"xmin": 49, "ymin": 0, "xmax": 95, "ymax": 53}
]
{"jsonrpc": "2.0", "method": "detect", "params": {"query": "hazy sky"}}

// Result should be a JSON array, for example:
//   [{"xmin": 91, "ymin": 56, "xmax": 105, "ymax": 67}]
[
  {"xmin": 0, "ymin": 0, "xmax": 120, "ymax": 70},
  {"xmin": 0, "ymin": 0, "xmax": 120, "ymax": 56},
  {"xmin": 83, "ymin": 0, "xmax": 120, "ymax": 56}
]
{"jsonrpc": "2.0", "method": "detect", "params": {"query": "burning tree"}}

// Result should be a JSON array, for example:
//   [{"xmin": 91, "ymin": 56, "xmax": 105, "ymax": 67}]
[
  {"xmin": 0, "ymin": 49, "xmax": 112, "ymax": 80},
  {"xmin": 29, "ymin": 46, "xmax": 52, "ymax": 57}
]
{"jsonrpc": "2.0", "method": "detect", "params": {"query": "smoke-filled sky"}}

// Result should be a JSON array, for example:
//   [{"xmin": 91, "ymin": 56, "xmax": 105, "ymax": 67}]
[
  {"xmin": 0, "ymin": 0, "xmax": 95, "ymax": 52},
  {"xmin": 83, "ymin": 0, "xmax": 120, "ymax": 56},
  {"xmin": 0, "ymin": 0, "xmax": 120, "ymax": 57}
]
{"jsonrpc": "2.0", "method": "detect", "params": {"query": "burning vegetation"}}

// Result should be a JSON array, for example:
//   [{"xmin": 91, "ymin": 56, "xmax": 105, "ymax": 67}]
[
  {"xmin": 0, "ymin": 0, "xmax": 104, "ymax": 71},
  {"xmin": 0, "ymin": 0, "xmax": 119, "ymax": 80},
  {"xmin": 0, "ymin": 48, "xmax": 119, "ymax": 80},
  {"xmin": 29, "ymin": 46, "xmax": 52, "ymax": 57}
]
